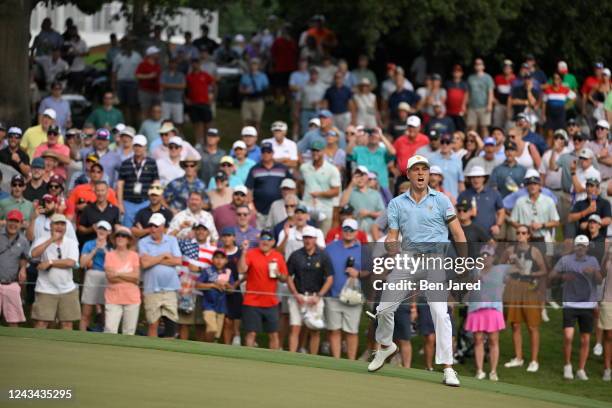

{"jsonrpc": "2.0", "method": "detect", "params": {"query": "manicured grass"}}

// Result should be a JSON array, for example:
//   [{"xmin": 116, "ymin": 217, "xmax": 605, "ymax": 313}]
[{"xmin": 0, "ymin": 327, "xmax": 607, "ymax": 408}]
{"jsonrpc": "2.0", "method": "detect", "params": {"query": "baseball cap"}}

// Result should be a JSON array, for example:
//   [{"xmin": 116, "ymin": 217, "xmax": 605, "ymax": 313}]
[
  {"xmin": 148, "ymin": 181, "xmax": 164, "ymax": 196},
  {"xmin": 310, "ymin": 140, "xmax": 326, "ymax": 151},
  {"xmin": 586, "ymin": 177, "xmax": 601, "ymax": 186},
  {"xmin": 148, "ymin": 213, "xmax": 166, "ymax": 227},
  {"xmin": 456, "ymin": 199, "xmax": 472, "ymax": 211},
  {"xmin": 221, "ymin": 226, "xmax": 236, "ymax": 236},
  {"xmin": 11, "ymin": 174, "xmax": 25, "ymax": 184},
  {"xmin": 440, "ymin": 133, "xmax": 453, "ymax": 143},
  {"xmin": 6, "ymin": 209, "xmax": 23, "ymax": 222},
  {"xmin": 65, "ymin": 128, "xmax": 80, "ymax": 138},
  {"xmin": 588, "ymin": 214, "xmax": 602, "ymax": 224},
  {"xmin": 342, "ymin": 219, "xmax": 359, "ymax": 231},
  {"xmin": 428, "ymin": 129, "xmax": 441, "ymax": 140},
  {"xmin": 503, "ymin": 59, "xmax": 513, "ymax": 66},
  {"xmin": 367, "ymin": 171, "xmax": 377, "ymax": 180},
  {"xmin": 95, "ymin": 220, "xmax": 112, "ymax": 231},
  {"xmin": 50, "ymin": 213, "xmax": 67, "ymax": 224},
  {"xmin": 232, "ymin": 140, "xmax": 247, "ymax": 150},
  {"xmin": 567, "ymin": 117, "xmax": 578, "ymax": 126},
  {"xmin": 215, "ymin": 170, "xmax": 227, "ymax": 180},
  {"xmin": 429, "ymin": 165, "xmax": 443, "ymax": 176},
  {"xmin": 596, "ymin": 119, "xmax": 610, "ymax": 130},
  {"xmin": 49, "ymin": 174, "xmax": 65, "ymax": 186},
  {"xmin": 294, "ymin": 203, "xmax": 308, "ymax": 214},
  {"xmin": 358, "ymin": 77, "xmax": 371, "ymax": 86},
  {"xmin": 133, "ymin": 135, "xmax": 147, "ymax": 147},
  {"xmin": 318, "ymin": 109, "xmax": 333, "ymax": 119},
  {"xmin": 43, "ymin": 108, "xmax": 57, "ymax": 120},
  {"xmin": 308, "ymin": 118, "xmax": 321, "ymax": 127},
  {"xmin": 113, "ymin": 123, "xmax": 126, "ymax": 133},
  {"xmin": 354, "ymin": 165, "xmax": 369, "ymax": 175},
  {"xmin": 271, "ymin": 121, "xmax": 288, "ymax": 132},
  {"xmin": 406, "ymin": 155, "xmax": 429, "ymax": 170},
  {"xmin": 220, "ymin": 156, "xmax": 234, "ymax": 165},
  {"xmin": 594, "ymin": 62, "xmax": 604, "ymax": 69},
  {"xmin": 515, "ymin": 112, "xmax": 530, "ymax": 122},
  {"xmin": 42, "ymin": 193, "xmax": 57, "ymax": 204},
  {"xmin": 301, "ymin": 225, "xmax": 318, "ymax": 238},
  {"xmin": 31, "ymin": 157, "xmax": 45, "ymax": 169},
  {"xmin": 47, "ymin": 125, "xmax": 60, "ymax": 134},
  {"xmin": 159, "ymin": 123, "xmax": 176, "ymax": 134},
  {"xmin": 7, "ymin": 127, "xmax": 22, "ymax": 136},
  {"xmin": 96, "ymin": 128, "xmax": 111, "ymax": 140},
  {"xmin": 573, "ymin": 132, "xmax": 588, "ymax": 141},
  {"xmin": 484, "ymin": 137, "xmax": 496, "ymax": 146},
  {"xmin": 339, "ymin": 204, "xmax": 354, "ymax": 214},
  {"xmin": 406, "ymin": 115, "xmax": 421, "ymax": 128},
  {"xmin": 207, "ymin": 128, "xmax": 220, "ymax": 136},
  {"xmin": 114, "ymin": 226, "xmax": 133, "ymax": 237},
  {"xmin": 579, "ymin": 148, "xmax": 595, "ymax": 160},
  {"xmin": 192, "ymin": 220, "xmax": 209, "ymax": 229},
  {"xmin": 604, "ymin": 68, "xmax": 611, "ymax": 77},
  {"xmin": 398, "ymin": 102, "xmax": 411, "ymax": 112},
  {"xmin": 259, "ymin": 229, "xmax": 274, "ymax": 241},
  {"xmin": 280, "ymin": 179, "xmax": 296, "ymax": 189},
  {"xmin": 233, "ymin": 185, "xmax": 248, "ymax": 195},
  {"xmin": 553, "ymin": 129, "xmax": 569, "ymax": 142},
  {"xmin": 146, "ymin": 46, "xmax": 160, "ymax": 56},
  {"xmin": 558, "ymin": 61, "xmax": 568, "ymax": 73},
  {"xmin": 574, "ymin": 235, "xmax": 589, "ymax": 246},
  {"xmin": 241, "ymin": 126, "xmax": 257, "ymax": 137},
  {"xmin": 465, "ymin": 165, "xmax": 488, "ymax": 178},
  {"xmin": 169, "ymin": 136, "xmax": 183, "ymax": 146},
  {"xmin": 212, "ymin": 249, "xmax": 227, "ymax": 258},
  {"xmin": 524, "ymin": 168, "xmax": 541, "ymax": 184},
  {"xmin": 86, "ymin": 153, "xmax": 100, "ymax": 163},
  {"xmin": 261, "ymin": 142, "xmax": 274, "ymax": 153}
]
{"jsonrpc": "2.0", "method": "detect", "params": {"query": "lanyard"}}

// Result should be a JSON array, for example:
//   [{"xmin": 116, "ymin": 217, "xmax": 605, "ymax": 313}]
[{"xmin": 132, "ymin": 159, "xmax": 145, "ymax": 182}]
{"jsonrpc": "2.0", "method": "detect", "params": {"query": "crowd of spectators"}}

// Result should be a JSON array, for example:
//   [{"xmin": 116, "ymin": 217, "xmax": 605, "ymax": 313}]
[{"xmin": 1, "ymin": 14, "xmax": 611, "ymax": 383}]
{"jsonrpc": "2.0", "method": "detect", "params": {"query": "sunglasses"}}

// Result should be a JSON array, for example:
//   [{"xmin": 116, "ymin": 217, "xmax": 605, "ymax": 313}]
[
  {"xmin": 440, "ymin": 140, "xmax": 452, "ymax": 145},
  {"xmin": 57, "ymin": 247, "xmax": 62, "ymax": 259},
  {"xmin": 169, "ymin": 145, "xmax": 181, "ymax": 150},
  {"xmin": 573, "ymin": 138, "xmax": 585, "ymax": 142},
  {"xmin": 517, "ymin": 230, "xmax": 529, "ymax": 236},
  {"xmin": 457, "ymin": 208, "xmax": 469, "ymax": 213},
  {"xmin": 49, "ymin": 184, "xmax": 62, "ymax": 189},
  {"xmin": 8, "ymin": 134, "xmax": 21, "ymax": 139},
  {"xmin": 48, "ymin": 132, "xmax": 59, "ymax": 136},
  {"xmin": 160, "ymin": 132, "xmax": 170, "ymax": 137},
  {"xmin": 596, "ymin": 127, "xmax": 607, "ymax": 131},
  {"xmin": 233, "ymin": 192, "xmax": 246, "ymax": 197},
  {"xmin": 347, "ymin": 132, "xmax": 356, "ymax": 135},
  {"xmin": 342, "ymin": 227, "xmax": 356, "ymax": 232},
  {"xmin": 11, "ymin": 183, "xmax": 25, "ymax": 187},
  {"xmin": 182, "ymin": 163, "xmax": 197, "ymax": 168},
  {"xmin": 221, "ymin": 163, "xmax": 233, "ymax": 167},
  {"xmin": 115, "ymin": 233, "xmax": 131, "ymax": 239}
]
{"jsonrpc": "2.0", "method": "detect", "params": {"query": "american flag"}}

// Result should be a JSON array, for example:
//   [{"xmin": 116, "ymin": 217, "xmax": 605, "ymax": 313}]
[{"xmin": 178, "ymin": 239, "xmax": 216, "ymax": 270}]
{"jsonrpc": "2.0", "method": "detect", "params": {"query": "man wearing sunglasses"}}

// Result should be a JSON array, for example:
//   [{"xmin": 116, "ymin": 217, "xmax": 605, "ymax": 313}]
[
  {"xmin": 212, "ymin": 185, "xmax": 255, "ymax": 233},
  {"xmin": 65, "ymin": 162, "xmax": 118, "ymax": 221},
  {"xmin": 79, "ymin": 128, "xmax": 122, "ymax": 188},
  {"xmin": 33, "ymin": 125, "xmax": 70, "ymax": 179},
  {"xmin": 133, "ymin": 182, "xmax": 173, "ymax": 238},
  {"xmin": 163, "ymin": 155, "xmax": 207, "ymax": 213},
  {"xmin": 156, "ymin": 136, "xmax": 185, "ymax": 187},
  {"xmin": 168, "ymin": 191, "xmax": 217, "ymax": 241},
  {"xmin": 0, "ymin": 175, "xmax": 33, "ymax": 226},
  {"xmin": 21, "ymin": 108, "xmax": 62, "ymax": 159},
  {"xmin": 0, "ymin": 210, "xmax": 29, "ymax": 327},
  {"xmin": 24, "ymin": 158, "xmax": 48, "ymax": 202},
  {"xmin": 30, "ymin": 213, "xmax": 81, "ymax": 330},
  {"xmin": 0, "ymin": 127, "xmax": 30, "ymax": 176}
]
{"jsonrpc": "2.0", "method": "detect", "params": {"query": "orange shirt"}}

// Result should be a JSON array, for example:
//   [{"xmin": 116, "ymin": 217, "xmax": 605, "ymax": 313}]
[
  {"xmin": 65, "ymin": 183, "xmax": 118, "ymax": 217},
  {"xmin": 104, "ymin": 250, "xmax": 141, "ymax": 305},
  {"xmin": 243, "ymin": 248, "xmax": 288, "ymax": 308}
]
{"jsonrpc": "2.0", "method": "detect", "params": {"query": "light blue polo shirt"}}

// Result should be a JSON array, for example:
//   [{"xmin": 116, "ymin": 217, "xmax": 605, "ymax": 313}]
[
  {"xmin": 428, "ymin": 151, "xmax": 464, "ymax": 198},
  {"xmin": 387, "ymin": 187, "xmax": 455, "ymax": 252},
  {"xmin": 138, "ymin": 234, "xmax": 182, "ymax": 294}
]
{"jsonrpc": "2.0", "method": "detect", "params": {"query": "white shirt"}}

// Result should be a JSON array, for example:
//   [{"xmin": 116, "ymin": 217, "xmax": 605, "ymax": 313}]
[
  {"xmin": 574, "ymin": 165, "xmax": 601, "ymax": 202},
  {"xmin": 278, "ymin": 226, "xmax": 325, "ymax": 259},
  {"xmin": 152, "ymin": 141, "xmax": 201, "ymax": 161},
  {"xmin": 32, "ymin": 214, "xmax": 77, "ymax": 244},
  {"xmin": 32, "ymin": 236, "xmax": 79, "ymax": 294},
  {"xmin": 262, "ymin": 137, "xmax": 298, "ymax": 162},
  {"xmin": 156, "ymin": 157, "xmax": 185, "ymax": 187},
  {"xmin": 168, "ymin": 208, "xmax": 218, "ymax": 242},
  {"xmin": 69, "ymin": 39, "xmax": 88, "ymax": 72}
]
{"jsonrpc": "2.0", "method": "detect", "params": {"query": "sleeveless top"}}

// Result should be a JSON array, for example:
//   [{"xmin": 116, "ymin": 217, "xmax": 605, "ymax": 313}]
[{"xmin": 516, "ymin": 141, "xmax": 535, "ymax": 170}]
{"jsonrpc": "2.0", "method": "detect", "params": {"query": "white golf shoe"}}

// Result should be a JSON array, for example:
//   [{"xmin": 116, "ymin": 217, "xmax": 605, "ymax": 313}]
[
  {"xmin": 576, "ymin": 369, "xmax": 589, "ymax": 381},
  {"xmin": 443, "ymin": 368, "xmax": 461, "ymax": 387},
  {"xmin": 504, "ymin": 357, "xmax": 524, "ymax": 368},
  {"xmin": 563, "ymin": 364, "xmax": 574, "ymax": 380},
  {"xmin": 593, "ymin": 343, "xmax": 603, "ymax": 357},
  {"xmin": 367, "ymin": 343, "xmax": 398, "ymax": 372},
  {"xmin": 526, "ymin": 361, "xmax": 539, "ymax": 372}
]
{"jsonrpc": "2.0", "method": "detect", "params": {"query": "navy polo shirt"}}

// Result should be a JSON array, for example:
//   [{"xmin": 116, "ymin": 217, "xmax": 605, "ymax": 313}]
[
  {"xmin": 571, "ymin": 197, "xmax": 611, "ymax": 235},
  {"xmin": 324, "ymin": 85, "xmax": 353, "ymax": 114},
  {"xmin": 245, "ymin": 162, "xmax": 291, "ymax": 214},
  {"xmin": 457, "ymin": 187, "xmax": 503, "ymax": 231}
]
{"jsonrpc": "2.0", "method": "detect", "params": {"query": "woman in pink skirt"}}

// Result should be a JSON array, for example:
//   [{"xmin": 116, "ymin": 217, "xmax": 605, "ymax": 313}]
[{"xmin": 465, "ymin": 245, "xmax": 509, "ymax": 381}]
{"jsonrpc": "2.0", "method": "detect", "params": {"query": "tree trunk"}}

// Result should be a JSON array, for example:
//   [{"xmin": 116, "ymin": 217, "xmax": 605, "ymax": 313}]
[{"xmin": 0, "ymin": 0, "xmax": 33, "ymax": 129}]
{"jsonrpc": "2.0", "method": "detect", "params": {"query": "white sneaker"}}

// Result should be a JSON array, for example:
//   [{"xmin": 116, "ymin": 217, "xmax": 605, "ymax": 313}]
[
  {"xmin": 489, "ymin": 372, "xmax": 499, "ymax": 382},
  {"xmin": 576, "ymin": 369, "xmax": 588, "ymax": 381},
  {"xmin": 526, "ymin": 361, "xmax": 539, "ymax": 372},
  {"xmin": 475, "ymin": 370, "xmax": 486, "ymax": 380},
  {"xmin": 367, "ymin": 343, "xmax": 398, "ymax": 372},
  {"xmin": 563, "ymin": 364, "xmax": 574, "ymax": 380},
  {"xmin": 443, "ymin": 368, "xmax": 461, "ymax": 387},
  {"xmin": 231, "ymin": 336, "xmax": 241, "ymax": 346},
  {"xmin": 541, "ymin": 308, "xmax": 550, "ymax": 322},
  {"xmin": 504, "ymin": 358, "xmax": 524, "ymax": 368},
  {"xmin": 593, "ymin": 343, "xmax": 603, "ymax": 357},
  {"xmin": 603, "ymin": 368, "xmax": 611, "ymax": 381}
]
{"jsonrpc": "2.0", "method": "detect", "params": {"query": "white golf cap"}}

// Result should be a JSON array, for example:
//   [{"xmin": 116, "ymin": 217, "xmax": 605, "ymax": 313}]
[
  {"xmin": 234, "ymin": 34, "xmax": 245, "ymax": 42},
  {"xmin": 159, "ymin": 123, "xmax": 176, "ymax": 134},
  {"xmin": 133, "ymin": 135, "xmax": 147, "ymax": 146},
  {"xmin": 232, "ymin": 140, "xmax": 247, "ymax": 150},
  {"xmin": 146, "ymin": 46, "xmax": 160, "ymax": 56},
  {"xmin": 120, "ymin": 126, "xmax": 136, "ymax": 138},
  {"xmin": 557, "ymin": 61, "xmax": 568, "ymax": 72},
  {"xmin": 579, "ymin": 148, "xmax": 595, "ymax": 160},
  {"xmin": 308, "ymin": 117, "xmax": 321, "ymax": 127},
  {"xmin": 354, "ymin": 165, "xmax": 369, "ymax": 174},
  {"xmin": 301, "ymin": 225, "xmax": 318, "ymax": 238},
  {"xmin": 169, "ymin": 136, "xmax": 183, "ymax": 146},
  {"xmin": 406, "ymin": 155, "xmax": 429, "ymax": 170},
  {"xmin": 342, "ymin": 219, "xmax": 359, "ymax": 231},
  {"xmin": 148, "ymin": 213, "xmax": 166, "ymax": 227},
  {"xmin": 524, "ymin": 168, "xmax": 541, "ymax": 180},
  {"xmin": 430, "ymin": 165, "xmax": 443, "ymax": 175},
  {"xmin": 7, "ymin": 126, "xmax": 22, "ymax": 136},
  {"xmin": 233, "ymin": 185, "xmax": 248, "ymax": 195},
  {"xmin": 588, "ymin": 214, "xmax": 602, "ymax": 224},
  {"xmin": 406, "ymin": 115, "xmax": 421, "ymax": 128},
  {"xmin": 596, "ymin": 119, "xmax": 610, "ymax": 130},
  {"xmin": 465, "ymin": 165, "xmax": 488, "ymax": 177},
  {"xmin": 397, "ymin": 102, "xmax": 411, "ymax": 112},
  {"xmin": 95, "ymin": 220, "xmax": 112, "ymax": 231},
  {"xmin": 280, "ymin": 178, "xmax": 296, "ymax": 189},
  {"xmin": 43, "ymin": 108, "xmax": 57, "ymax": 120},
  {"xmin": 114, "ymin": 123, "xmax": 126, "ymax": 132},
  {"xmin": 241, "ymin": 126, "xmax": 257, "ymax": 137},
  {"xmin": 574, "ymin": 235, "xmax": 589, "ymax": 246},
  {"xmin": 271, "ymin": 121, "xmax": 288, "ymax": 132}
]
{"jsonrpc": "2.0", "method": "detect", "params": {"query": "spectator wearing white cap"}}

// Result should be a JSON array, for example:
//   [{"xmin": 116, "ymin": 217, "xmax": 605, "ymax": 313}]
[
  {"xmin": 231, "ymin": 140, "xmax": 256, "ymax": 185},
  {"xmin": 550, "ymin": 235, "xmax": 603, "ymax": 381},
  {"xmin": 428, "ymin": 165, "xmax": 454, "ymax": 204},
  {"xmin": 262, "ymin": 121, "xmax": 298, "ymax": 169},
  {"xmin": 0, "ymin": 127, "xmax": 30, "ymax": 176},
  {"xmin": 208, "ymin": 156, "xmax": 243, "ymax": 191},
  {"xmin": 267, "ymin": 179, "xmax": 298, "ymax": 228},
  {"xmin": 339, "ymin": 165, "xmax": 384, "ymax": 233},
  {"xmin": 156, "ymin": 136, "xmax": 185, "ymax": 187},
  {"xmin": 212, "ymin": 185, "xmax": 256, "ymax": 232},
  {"xmin": 392, "ymin": 115, "xmax": 429, "ymax": 181},
  {"xmin": 572, "ymin": 148, "xmax": 601, "ymax": 202},
  {"xmin": 151, "ymin": 122, "xmax": 201, "ymax": 162},
  {"xmin": 21, "ymin": 108, "xmax": 62, "ymax": 159},
  {"xmin": 79, "ymin": 220, "xmax": 112, "ymax": 331},
  {"xmin": 237, "ymin": 126, "xmax": 261, "ymax": 163},
  {"xmin": 78, "ymin": 128, "xmax": 122, "ymax": 187},
  {"xmin": 38, "ymin": 81, "xmax": 72, "ymax": 133},
  {"xmin": 458, "ymin": 165, "xmax": 504, "ymax": 236},
  {"xmin": 135, "ymin": 46, "xmax": 162, "ymax": 118},
  {"xmin": 586, "ymin": 120, "xmax": 612, "ymax": 197}
]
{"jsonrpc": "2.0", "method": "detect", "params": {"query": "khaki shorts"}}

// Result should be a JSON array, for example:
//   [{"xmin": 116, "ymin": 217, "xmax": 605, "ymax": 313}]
[
  {"xmin": 467, "ymin": 107, "xmax": 491, "ymax": 128},
  {"xmin": 599, "ymin": 302, "xmax": 612, "ymax": 330},
  {"xmin": 143, "ymin": 291, "xmax": 179, "ymax": 324},
  {"xmin": 504, "ymin": 280, "xmax": 542, "ymax": 327},
  {"xmin": 324, "ymin": 297, "xmax": 362, "ymax": 334},
  {"xmin": 203, "ymin": 310, "xmax": 225, "ymax": 338},
  {"xmin": 81, "ymin": 269, "xmax": 107, "ymax": 305},
  {"xmin": 241, "ymin": 99, "xmax": 265, "ymax": 123},
  {"xmin": 32, "ymin": 289, "xmax": 81, "ymax": 322},
  {"xmin": 178, "ymin": 296, "xmax": 204, "ymax": 325}
]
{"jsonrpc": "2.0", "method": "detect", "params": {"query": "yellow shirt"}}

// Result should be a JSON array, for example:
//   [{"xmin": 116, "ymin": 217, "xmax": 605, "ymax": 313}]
[{"xmin": 20, "ymin": 125, "xmax": 64, "ymax": 159}]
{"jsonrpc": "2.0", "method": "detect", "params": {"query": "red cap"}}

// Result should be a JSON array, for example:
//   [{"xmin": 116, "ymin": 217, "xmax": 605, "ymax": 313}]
[
  {"xmin": 6, "ymin": 209, "xmax": 24, "ymax": 222},
  {"xmin": 42, "ymin": 193, "xmax": 58, "ymax": 203}
]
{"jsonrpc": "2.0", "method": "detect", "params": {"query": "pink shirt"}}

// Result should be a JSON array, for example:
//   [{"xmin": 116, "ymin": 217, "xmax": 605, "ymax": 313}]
[{"xmin": 104, "ymin": 250, "xmax": 141, "ymax": 305}]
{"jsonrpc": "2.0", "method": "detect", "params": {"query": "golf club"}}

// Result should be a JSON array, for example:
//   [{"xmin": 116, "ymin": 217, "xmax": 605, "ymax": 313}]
[{"xmin": 366, "ymin": 292, "xmax": 420, "ymax": 320}]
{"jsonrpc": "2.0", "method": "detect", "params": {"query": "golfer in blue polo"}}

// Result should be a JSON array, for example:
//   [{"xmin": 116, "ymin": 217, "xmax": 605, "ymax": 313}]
[{"xmin": 368, "ymin": 154, "xmax": 467, "ymax": 387}]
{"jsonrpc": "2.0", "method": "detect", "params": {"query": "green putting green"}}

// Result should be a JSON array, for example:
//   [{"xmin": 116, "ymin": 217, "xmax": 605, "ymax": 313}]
[{"xmin": 0, "ymin": 328, "xmax": 606, "ymax": 408}]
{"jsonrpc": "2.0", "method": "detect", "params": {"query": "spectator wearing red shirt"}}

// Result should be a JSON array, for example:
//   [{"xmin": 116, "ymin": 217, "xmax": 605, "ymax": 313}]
[
  {"xmin": 393, "ymin": 115, "xmax": 429, "ymax": 189},
  {"xmin": 135, "ymin": 46, "xmax": 162, "ymax": 119},
  {"xmin": 444, "ymin": 64, "xmax": 468, "ymax": 132},
  {"xmin": 269, "ymin": 26, "xmax": 297, "ymax": 104},
  {"xmin": 493, "ymin": 59, "xmax": 516, "ymax": 129},
  {"xmin": 325, "ymin": 204, "xmax": 368, "ymax": 244},
  {"xmin": 238, "ymin": 230, "xmax": 288, "ymax": 350},
  {"xmin": 186, "ymin": 58, "xmax": 215, "ymax": 147},
  {"xmin": 581, "ymin": 62, "xmax": 604, "ymax": 112}
]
